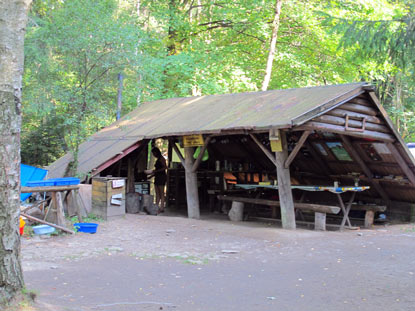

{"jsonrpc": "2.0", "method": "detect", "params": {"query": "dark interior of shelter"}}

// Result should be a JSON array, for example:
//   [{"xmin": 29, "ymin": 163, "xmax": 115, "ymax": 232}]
[{"xmin": 97, "ymin": 128, "xmax": 414, "ymax": 229}]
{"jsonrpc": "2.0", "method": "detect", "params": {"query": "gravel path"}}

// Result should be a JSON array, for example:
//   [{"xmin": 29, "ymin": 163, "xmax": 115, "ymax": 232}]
[{"xmin": 22, "ymin": 214, "xmax": 415, "ymax": 310}]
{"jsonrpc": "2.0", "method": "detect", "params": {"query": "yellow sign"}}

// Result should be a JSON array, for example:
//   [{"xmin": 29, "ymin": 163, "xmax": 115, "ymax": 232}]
[
  {"xmin": 269, "ymin": 128, "xmax": 282, "ymax": 152},
  {"xmin": 183, "ymin": 134, "xmax": 204, "ymax": 147},
  {"xmin": 270, "ymin": 139, "xmax": 282, "ymax": 152}
]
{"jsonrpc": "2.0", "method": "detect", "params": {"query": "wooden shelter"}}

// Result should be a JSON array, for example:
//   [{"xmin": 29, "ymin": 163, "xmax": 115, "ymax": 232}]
[{"xmin": 48, "ymin": 83, "xmax": 415, "ymax": 229}]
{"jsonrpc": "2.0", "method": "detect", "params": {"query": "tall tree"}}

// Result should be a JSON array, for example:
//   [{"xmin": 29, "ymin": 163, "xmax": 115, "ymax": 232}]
[
  {"xmin": 262, "ymin": 0, "xmax": 283, "ymax": 91},
  {"xmin": 325, "ymin": 0, "xmax": 415, "ymax": 139},
  {"xmin": 0, "ymin": 0, "xmax": 32, "ymax": 305},
  {"xmin": 23, "ymin": 0, "xmax": 145, "ymax": 174}
]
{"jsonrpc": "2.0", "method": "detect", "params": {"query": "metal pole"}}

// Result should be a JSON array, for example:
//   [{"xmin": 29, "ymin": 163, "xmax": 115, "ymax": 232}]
[{"xmin": 116, "ymin": 73, "xmax": 124, "ymax": 120}]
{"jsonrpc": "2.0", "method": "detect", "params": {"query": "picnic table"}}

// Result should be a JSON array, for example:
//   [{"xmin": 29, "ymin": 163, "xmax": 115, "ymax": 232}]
[{"xmin": 234, "ymin": 184, "xmax": 371, "ymax": 230}]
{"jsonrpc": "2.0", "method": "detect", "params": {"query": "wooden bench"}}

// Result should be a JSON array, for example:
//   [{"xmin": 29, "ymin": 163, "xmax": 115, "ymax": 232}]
[
  {"xmin": 350, "ymin": 204, "xmax": 387, "ymax": 228},
  {"xmin": 217, "ymin": 195, "xmax": 340, "ymax": 231}
]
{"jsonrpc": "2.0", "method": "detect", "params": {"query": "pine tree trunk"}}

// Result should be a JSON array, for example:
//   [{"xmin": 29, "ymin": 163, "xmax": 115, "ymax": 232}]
[
  {"xmin": 0, "ymin": 0, "xmax": 32, "ymax": 304},
  {"xmin": 261, "ymin": 0, "xmax": 283, "ymax": 91}
]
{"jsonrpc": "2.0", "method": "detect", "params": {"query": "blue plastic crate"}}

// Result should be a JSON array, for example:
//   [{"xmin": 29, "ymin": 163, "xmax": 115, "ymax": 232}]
[
  {"xmin": 50, "ymin": 177, "xmax": 80, "ymax": 186},
  {"xmin": 26, "ymin": 180, "xmax": 55, "ymax": 187},
  {"xmin": 26, "ymin": 177, "xmax": 80, "ymax": 187}
]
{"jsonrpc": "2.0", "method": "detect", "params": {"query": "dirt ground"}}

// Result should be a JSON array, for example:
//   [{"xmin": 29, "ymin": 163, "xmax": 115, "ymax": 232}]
[{"xmin": 21, "ymin": 212, "xmax": 415, "ymax": 311}]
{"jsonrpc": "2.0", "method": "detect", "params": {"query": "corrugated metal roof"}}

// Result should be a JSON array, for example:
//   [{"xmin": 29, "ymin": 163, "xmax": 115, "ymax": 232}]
[{"xmin": 48, "ymin": 83, "xmax": 368, "ymax": 178}]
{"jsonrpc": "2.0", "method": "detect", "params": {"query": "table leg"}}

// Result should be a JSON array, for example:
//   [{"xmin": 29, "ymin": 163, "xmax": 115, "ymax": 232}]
[
  {"xmin": 337, "ymin": 192, "xmax": 356, "ymax": 230},
  {"xmin": 296, "ymin": 192, "xmax": 306, "ymax": 221},
  {"xmin": 56, "ymin": 192, "xmax": 66, "ymax": 227}
]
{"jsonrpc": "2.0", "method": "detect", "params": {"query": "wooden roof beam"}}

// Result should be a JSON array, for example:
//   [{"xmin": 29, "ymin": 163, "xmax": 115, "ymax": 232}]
[
  {"xmin": 313, "ymin": 115, "xmax": 390, "ymax": 134},
  {"xmin": 91, "ymin": 141, "xmax": 143, "ymax": 177},
  {"xmin": 340, "ymin": 135, "xmax": 390, "ymax": 201},
  {"xmin": 192, "ymin": 136, "xmax": 212, "ymax": 173},
  {"xmin": 284, "ymin": 131, "xmax": 310, "ymax": 169},
  {"xmin": 249, "ymin": 134, "xmax": 277, "ymax": 166},
  {"xmin": 170, "ymin": 140, "xmax": 186, "ymax": 168},
  {"xmin": 386, "ymin": 142, "xmax": 415, "ymax": 186},
  {"xmin": 304, "ymin": 142, "xmax": 333, "ymax": 177},
  {"xmin": 297, "ymin": 122, "xmax": 395, "ymax": 142}
]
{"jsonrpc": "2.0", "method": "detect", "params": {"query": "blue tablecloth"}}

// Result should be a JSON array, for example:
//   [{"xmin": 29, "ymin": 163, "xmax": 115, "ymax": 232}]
[{"xmin": 235, "ymin": 184, "xmax": 370, "ymax": 194}]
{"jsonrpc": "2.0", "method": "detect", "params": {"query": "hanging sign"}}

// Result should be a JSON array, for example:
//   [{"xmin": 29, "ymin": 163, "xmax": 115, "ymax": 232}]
[
  {"xmin": 269, "ymin": 128, "xmax": 282, "ymax": 152},
  {"xmin": 270, "ymin": 140, "xmax": 282, "ymax": 152},
  {"xmin": 183, "ymin": 134, "xmax": 204, "ymax": 147}
]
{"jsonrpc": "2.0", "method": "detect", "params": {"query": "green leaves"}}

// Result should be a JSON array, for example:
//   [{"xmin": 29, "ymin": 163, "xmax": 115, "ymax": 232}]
[
  {"xmin": 23, "ymin": 0, "xmax": 415, "ymax": 167},
  {"xmin": 325, "ymin": 0, "xmax": 415, "ymax": 140}
]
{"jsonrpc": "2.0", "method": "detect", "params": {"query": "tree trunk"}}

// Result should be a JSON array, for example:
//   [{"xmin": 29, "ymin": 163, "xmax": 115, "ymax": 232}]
[
  {"xmin": 261, "ymin": 0, "xmax": 283, "ymax": 91},
  {"xmin": 0, "ymin": 0, "xmax": 32, "ymax": 304}
]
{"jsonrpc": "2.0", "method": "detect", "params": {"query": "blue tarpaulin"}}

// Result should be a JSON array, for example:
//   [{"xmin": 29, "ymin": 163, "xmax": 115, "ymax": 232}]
[{"xmin": 20, "ymin": 164, "xmax": 48, "ymax": 201}]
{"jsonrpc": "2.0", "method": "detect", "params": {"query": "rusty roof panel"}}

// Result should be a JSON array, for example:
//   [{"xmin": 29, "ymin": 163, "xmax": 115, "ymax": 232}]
[
  {"xmin": 125, "ymin": 83, "xmax": 367, "ymax": 137},
  {"xmin": 48, "ymin": 83, "xmax": 368, "ymax": 178}
]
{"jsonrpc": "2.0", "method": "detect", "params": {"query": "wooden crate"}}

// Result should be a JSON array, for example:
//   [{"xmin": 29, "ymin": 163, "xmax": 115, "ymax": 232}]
[{"xmin": 91, "ymin": 177, "xmax": 126, "ymax": 220}]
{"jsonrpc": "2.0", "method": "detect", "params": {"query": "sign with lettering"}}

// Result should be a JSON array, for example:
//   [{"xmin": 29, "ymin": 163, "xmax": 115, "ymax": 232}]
[
  {"xmin": 110, "ymin": 193, "xmax": 123, "ymax": 206},
  {"xmin": 269, "ymin": 128, "xmax": 282, "ymax": 152},
  {"xmin": 112, "ymin": 179, "xmax": 125, "ymax": 188},
  {"xmin": 183, "ymin": 134, "xmax": 204, "ymax": 147}
]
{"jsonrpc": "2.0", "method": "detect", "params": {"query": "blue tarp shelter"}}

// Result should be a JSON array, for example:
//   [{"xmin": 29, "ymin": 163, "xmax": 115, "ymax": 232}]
[{"xmin": 20, "ymin": 164, "xmax": 48, "ymax": 201}]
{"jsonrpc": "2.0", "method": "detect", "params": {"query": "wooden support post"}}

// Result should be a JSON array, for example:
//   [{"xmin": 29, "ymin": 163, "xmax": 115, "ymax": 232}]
[
  {"xmin": 75, "ymin": 193, "xmax": 84, "ymax": 223},
  {"xmin": 228, "ymin": 201, "xmax": 244, "ymax": 221},
  {"xmin": 340, "ymin": 135, "xmax": 390, "ymax": 202},
  {"xmin": 314, "ymin": 212, "xmax": 326, "ymax": 231},
  {"xmin": 364, "ymin": 210, "xmax": 375, "ymax": 228},
  {"xmin": 43, "ymin": 199, "xmax": 53, "ymax": 221},
  {"xmin": 271, "ymin": 206, "xmax": 278, "ymax": 219},
  {"xmin": 284, "ymin": 131, "xmax": 310, "ymax": 169},
  {"xmin": 127, "ymin": 157, "xmax": 135, "ymax": 193},
  {"xmin": 275, "ymin": 131, "xmax": 296, "ymax": 230},
  {"xmin": 55, "ymin": 192, "xmax": 66, "ymax": 227},
  {"xmin": 74, "ymin": 189, "xmax": 87, "ymax": 222},
  {"xmin": 184, "ymin": 147, "xmax": 200, "ymax": 219},
  {"xmin": 410, "ymin": 205, "xmax": 415, "ymax": 223},
  {"xmin": 386, "ymin": 142, "xmax": 415, "ymax": 186}
]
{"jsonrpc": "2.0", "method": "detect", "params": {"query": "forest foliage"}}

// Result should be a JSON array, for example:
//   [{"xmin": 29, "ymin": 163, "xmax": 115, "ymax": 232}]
[{"xmin": 22, "ymin": 0, "xmax": 415, "ymax": 167}]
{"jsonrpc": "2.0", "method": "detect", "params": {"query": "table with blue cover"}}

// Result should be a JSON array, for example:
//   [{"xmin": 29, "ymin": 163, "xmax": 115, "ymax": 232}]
[
  {"xmin": 21, "ymin": 177, "xmax": 82, "ymax": 232},
  {"xmin": 235, "ymin": 184, "xmax": 371, "ymax": 229}
]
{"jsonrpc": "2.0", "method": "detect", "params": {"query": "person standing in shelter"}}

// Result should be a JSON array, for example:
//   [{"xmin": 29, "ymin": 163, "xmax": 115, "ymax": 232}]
[{"xmin": 146, "ymin": 147, "xmax": 167, "ymax": 214}]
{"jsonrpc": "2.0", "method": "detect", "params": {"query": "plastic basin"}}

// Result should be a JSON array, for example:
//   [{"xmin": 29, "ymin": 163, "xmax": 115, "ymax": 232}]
[
  {"xmin": 74, "ymin": 223, "xmax": 98, "ymax": 234},
  {"xmin": 33, "ymin": 225, "xmax": 56, "ymax": 235}
]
